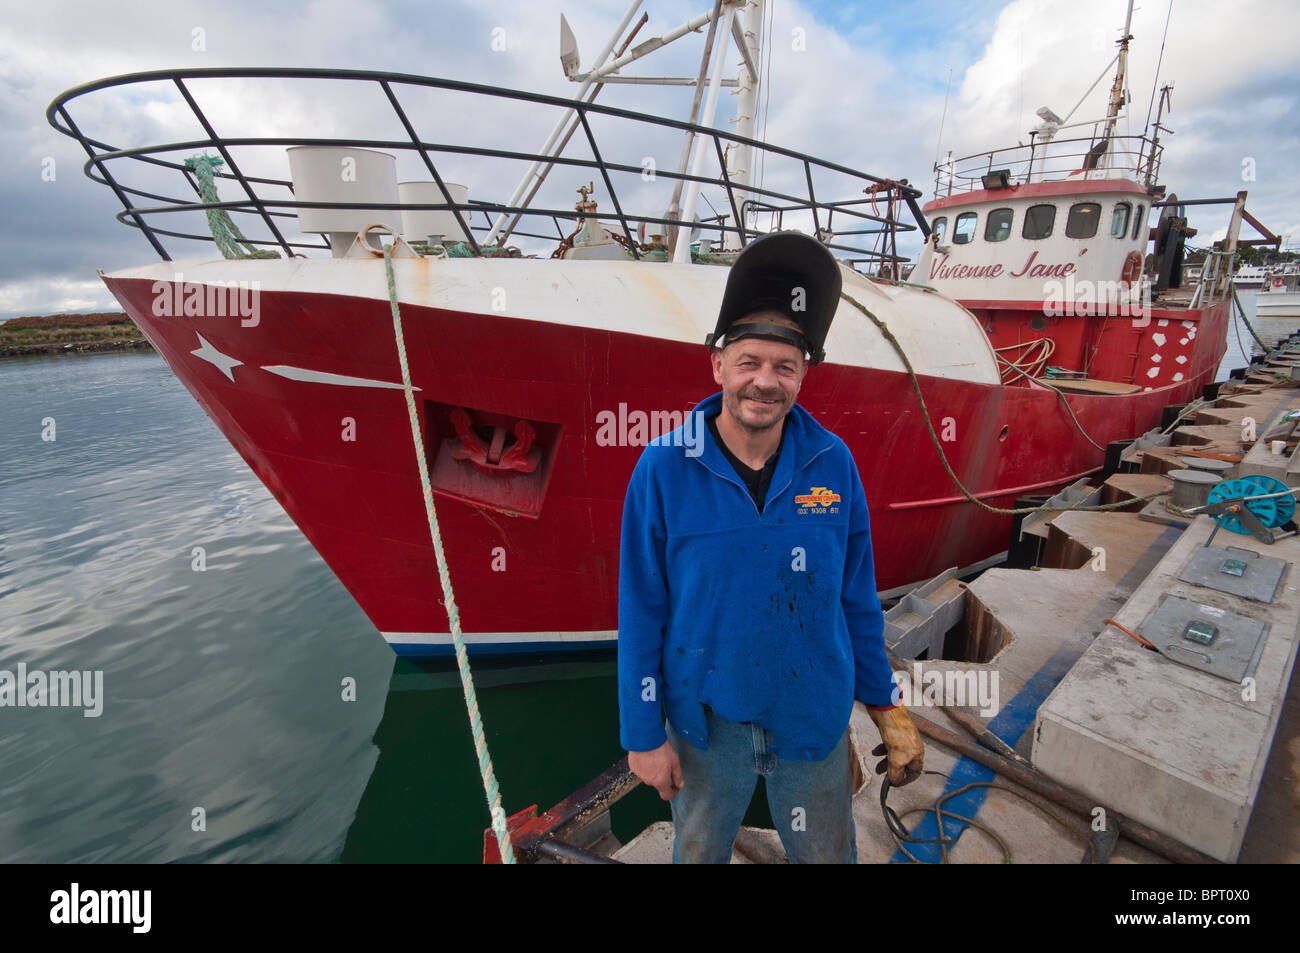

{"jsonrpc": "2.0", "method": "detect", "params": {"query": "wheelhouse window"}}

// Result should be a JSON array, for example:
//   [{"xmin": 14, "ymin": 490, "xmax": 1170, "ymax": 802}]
[
  {"xmin": 1066, "ymin": 202, "xmax": 1101, "ymax": 239},
  {"xmin": 1132, "ymin": 204, "xmax": 1146, "ymax": 241},
  {"xmin": 1022, "ymin": 204, "xmax": 1056, "ymax": 239},
  {"xmin": 1111, "ymin": 202, "xmax": 1131, "ymax": 238},
  {"xmin": 985, "ymin": 208, "xmax": 1013, "ymax": 242},
  {"xmin": 953, "ymin": 212, "xmax": 977, "ymax": 244},
  {"xmin": 931, "ymin": 216, "xmax": 948, "ymax": 245}
]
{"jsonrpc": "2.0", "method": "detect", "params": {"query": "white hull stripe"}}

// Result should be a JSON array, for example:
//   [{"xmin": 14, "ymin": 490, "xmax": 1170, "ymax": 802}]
[
  {"xmin": 106, "ymin": 258, "xmax": 1002, "ymax": 385},
  {"xmin": 263, "ymin": 364, "xmax": 418, "ymax": 390},
  {"xmin": 382, "ymin": 630, "xmax": 618, "ymax": 645}
]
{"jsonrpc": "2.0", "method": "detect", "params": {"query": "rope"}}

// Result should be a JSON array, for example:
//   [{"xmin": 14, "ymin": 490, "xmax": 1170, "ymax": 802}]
[
  {"xmin": 840, "ymin": 291, "xmax": 1163, "ymax": 515},
  {"xmin": 993, "ymin": 337, "xmax": 1054, "ymax": 381},
  {"xmin": 994, "ymin": 356, "xmax": 1106, "ymax": 451},
  {"xmin": 1160, "ymin": 396, "xmax": 1212, "ymax": 434},
  {"xmin": 1232, "ymin": 290, "xmax": 1250, "ymax": 361},
  {"xmin": 183, "ymin": 155, "xmax": 279, "ymax": 259},
  {"xmin": 383, "ymin": 245, "xmax": 515, "ymax": 864},
  {"xmin": 1230, "ymin": 283, "xmax": 1268, "ymax": 353}
]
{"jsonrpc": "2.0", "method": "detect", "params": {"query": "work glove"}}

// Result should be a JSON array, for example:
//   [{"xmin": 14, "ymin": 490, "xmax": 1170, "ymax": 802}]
[{"xmin": 867, "ymin": 703, "xmax": 924, "ymax": 786}]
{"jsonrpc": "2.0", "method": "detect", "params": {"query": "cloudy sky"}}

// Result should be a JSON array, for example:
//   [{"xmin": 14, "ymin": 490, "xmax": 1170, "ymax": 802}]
[{"xmin": 4, "ymin": 0, "xmax": 1297, "ymax": 318}]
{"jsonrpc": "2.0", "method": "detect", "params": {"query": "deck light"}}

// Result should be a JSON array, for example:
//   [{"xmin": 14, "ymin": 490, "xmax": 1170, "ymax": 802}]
[{"xmin": 982, "ymin": 169, "xmax": 1011, "ymax": 190}]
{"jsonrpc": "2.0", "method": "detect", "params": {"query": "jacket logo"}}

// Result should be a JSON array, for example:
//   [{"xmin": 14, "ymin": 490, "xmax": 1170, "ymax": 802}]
[{"xmin": 795, "ymin": 486, "xmax": 841, "ymax": 510}]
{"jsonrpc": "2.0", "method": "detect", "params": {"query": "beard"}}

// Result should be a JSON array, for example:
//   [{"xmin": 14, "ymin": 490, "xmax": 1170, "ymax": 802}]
[{"xmin": 724, "ymin": 385, "xmax": 791, "ymax": 433}]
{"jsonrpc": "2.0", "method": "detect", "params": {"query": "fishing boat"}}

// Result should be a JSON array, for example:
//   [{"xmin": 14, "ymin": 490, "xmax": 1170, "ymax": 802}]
[
  {"xmin": 913, "ymin": 0, "xmax": 1281, "ymax": 412},
  {"xmin": 47, "ymin": 1, "xmax": 1265, "ymax": 657}
]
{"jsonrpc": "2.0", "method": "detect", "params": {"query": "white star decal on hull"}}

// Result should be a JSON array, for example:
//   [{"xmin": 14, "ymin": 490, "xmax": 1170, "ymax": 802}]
[
  {"xmin": 191, "ymin": 334, "xmax": 243, "ymax": 381},
  {"xmin": 187, "ymin": 333, "xmax": 415, "ymax": 390}
]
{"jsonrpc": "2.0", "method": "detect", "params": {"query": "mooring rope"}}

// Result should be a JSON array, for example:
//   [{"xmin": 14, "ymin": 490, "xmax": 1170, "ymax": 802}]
[
  {"xmin": 1230, "ymin": 283, "xmax": 1267, "ymax": 353},
  {"xmin": 839, "ymin": 291, "xmax": 1168, "ymax": 516},
  {"xmin": 184, "ymin": 155, "xmax": 279, "ymax": 260},
  {"xmin": 383, "ymin": 245, "xmax": 515, "ymax": 864}
]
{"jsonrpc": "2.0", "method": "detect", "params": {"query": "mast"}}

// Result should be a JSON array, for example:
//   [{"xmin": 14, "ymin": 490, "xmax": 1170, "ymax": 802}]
[
  {"xmin": 1143, "ymin": 83, "xmax": 1172, "ymax": 188},
  {"xmin": 665, "ymin": 1, "xmax": 723, "ymax": 256},
  {"xmin": 1101, "ymin": 0, "xmax": 1136, "ymax": 168},
  {"xmin": 671, "ymin": 1, "xmax": 739, "ymax": 263},
  {"xmin": 726, "ymin": 0, "xmax": 764, "ymax": 238}
]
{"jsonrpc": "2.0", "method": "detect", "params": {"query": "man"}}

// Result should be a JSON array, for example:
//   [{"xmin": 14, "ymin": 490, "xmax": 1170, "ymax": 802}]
[{"xmin": 617, "ymin": 230, "xmax": 924, "ymax": 864}]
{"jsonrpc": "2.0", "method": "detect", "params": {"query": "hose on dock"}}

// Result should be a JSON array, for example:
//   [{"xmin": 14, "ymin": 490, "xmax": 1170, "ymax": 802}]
[
  {"xmin": 905, "ymin": 711, "xmax": 1220, "ymax": 864},
  {"xmin": 880, "ymin": 772, "xmax": 1100, "ymax": 864},
  {"xmin": 384, "ymin": 245, "xmax": 516, "ymax": 864},
  {"xmin": 882, "ymin": 654, "xmax": 1218, "ymax": 863},
  {"xmin": 880, "ymin": 653, "xmax": 1099, "ymax": 863}
]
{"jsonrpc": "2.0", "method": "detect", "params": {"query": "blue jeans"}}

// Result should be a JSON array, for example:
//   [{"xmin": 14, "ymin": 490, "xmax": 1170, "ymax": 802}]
[{"xmin": 666, "ymin": 708, "xmax": 857, "ymax": 864}]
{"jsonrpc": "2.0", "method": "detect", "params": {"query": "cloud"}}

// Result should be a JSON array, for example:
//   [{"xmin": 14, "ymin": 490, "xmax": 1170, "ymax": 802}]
[
  {"xmin": 0, "ymin": 275, "xmax": 116, "ymax": 316},
  {"xmin": 4, "ymin": 0, "xmax": 1299, "ymax": 318}
]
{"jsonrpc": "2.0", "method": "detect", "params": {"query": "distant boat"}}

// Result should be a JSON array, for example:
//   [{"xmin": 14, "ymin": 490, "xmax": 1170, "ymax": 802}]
[
  {"xmin": 1249, "ymin": 263, "xmax": 1300, "ymax": 351},
  {"xmin": 1258, "ymin": 264, "xmax": 1300, "ymax": 316},
  {"xmin": 1233, "ymin": 263, "xmax": 1268, "ymax": 289}
]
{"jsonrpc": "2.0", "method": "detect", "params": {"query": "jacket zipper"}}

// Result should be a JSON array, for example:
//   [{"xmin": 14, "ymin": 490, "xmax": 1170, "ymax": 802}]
[{"xmin": 698, "ymin": 439, "xmax": 835, "ymax": 521}]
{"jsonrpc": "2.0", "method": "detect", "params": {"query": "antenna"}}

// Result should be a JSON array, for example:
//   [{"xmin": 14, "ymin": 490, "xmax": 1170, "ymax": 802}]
[
  {"xmin": 1143, "ymin": 0, "xmax": 1176, "ymax": 134},
  {"xmin": 933, "ymin": 68, "xmax": 952, "ymax": 171}
]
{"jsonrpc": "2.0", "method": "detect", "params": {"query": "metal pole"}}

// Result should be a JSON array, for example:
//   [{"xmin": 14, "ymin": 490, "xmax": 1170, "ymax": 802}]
[
  {"xmin": 726, "ymin": 0, "xmax": 764, "ymax": 235},
  {"xmin": 496, "ymin": 13, "xmax": 649, "ymax": 246},
  {"xmin": 577, "ymin": 7, "xmax": 729, "ymax": 84},
  {"xmin": 666, "ymin": 0, "xmax": 723, "ymax": 256},
  {"xmin": 673, "ymin": 1, "xmax": 738, "ymax": 264},
  {"xmin": 1100, "ymin": 0, "xmax": 1136, "ymax": 169},
  {"xmin": 485, "ymin": 0, "xmax": 643, "ymax": 245}
]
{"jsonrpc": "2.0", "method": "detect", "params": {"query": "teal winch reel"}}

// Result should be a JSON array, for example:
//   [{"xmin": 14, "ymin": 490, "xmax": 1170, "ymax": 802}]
[{"xmin": 1195, "ymin": 475, "xmax": 1297, "ymax": 545}]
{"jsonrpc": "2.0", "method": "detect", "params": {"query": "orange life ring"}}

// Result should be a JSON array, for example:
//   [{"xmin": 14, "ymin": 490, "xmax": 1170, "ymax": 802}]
[
  {"xmin": 1272, "ymin": 277, "xmax": 1285, "ymax": 288},
  {"xmin": 1121, "ymin": 251, "xmax": 1143, "ymax": 289}
]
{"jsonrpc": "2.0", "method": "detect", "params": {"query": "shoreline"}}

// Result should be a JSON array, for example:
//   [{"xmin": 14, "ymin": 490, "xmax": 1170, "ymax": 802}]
[
  {"xmin": 0, "ymin": 311, "xmax": 151, "ymax": 357},
  {"xmin": 0, "ymin": 339, "xmax": 154, "ymax": 357}
]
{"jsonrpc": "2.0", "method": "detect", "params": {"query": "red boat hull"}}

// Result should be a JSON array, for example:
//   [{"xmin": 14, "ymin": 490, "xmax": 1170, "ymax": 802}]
[{"xmin": 103, "ymin": 275, "xmax": 1227, "ymax": 655}]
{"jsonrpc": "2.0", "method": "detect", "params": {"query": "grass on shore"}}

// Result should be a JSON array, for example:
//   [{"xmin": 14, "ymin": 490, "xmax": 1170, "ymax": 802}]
[{"xmin": 0, "ymin": 312, "xmax": 147, "ymax": 351}]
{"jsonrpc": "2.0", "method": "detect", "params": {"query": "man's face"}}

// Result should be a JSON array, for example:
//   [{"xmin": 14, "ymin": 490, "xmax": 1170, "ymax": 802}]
[{"xmin": 710, "ymin": 312, "xmax": 807, "ymax": 434}]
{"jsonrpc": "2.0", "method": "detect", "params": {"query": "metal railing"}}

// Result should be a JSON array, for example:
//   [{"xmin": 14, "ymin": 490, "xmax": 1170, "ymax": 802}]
[
  {"xmin": 48, "ymin": 67, "xmax": 927, "ymax": 268},
  {"xmin": 935, "ymin": 134, "xmax": 1165, "ymax": 197}
]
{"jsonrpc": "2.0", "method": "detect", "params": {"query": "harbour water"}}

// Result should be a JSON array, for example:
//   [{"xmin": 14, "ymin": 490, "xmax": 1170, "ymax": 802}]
[
  {"xmin": 1219, "ymin": 288, "xmax": 1259, "ymax": 376},
  {"xmin": 0, "ymin": 294, "xmax": 1262, "ymax": 862},
  {"xmin": 0, "ymin": 350, "xmax": 665, "ymax": 862}
]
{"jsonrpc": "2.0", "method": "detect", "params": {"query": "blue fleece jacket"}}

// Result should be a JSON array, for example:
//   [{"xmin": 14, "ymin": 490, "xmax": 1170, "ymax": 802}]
[{"xmin": 617, "ymin": 391, "xmax": 897, "ymax": 761}]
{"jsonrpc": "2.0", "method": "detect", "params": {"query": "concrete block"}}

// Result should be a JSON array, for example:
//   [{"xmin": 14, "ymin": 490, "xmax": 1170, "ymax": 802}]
[{"xmin": 1033, "ymin": 515, "xmax": 1300, "ymax": 861}]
